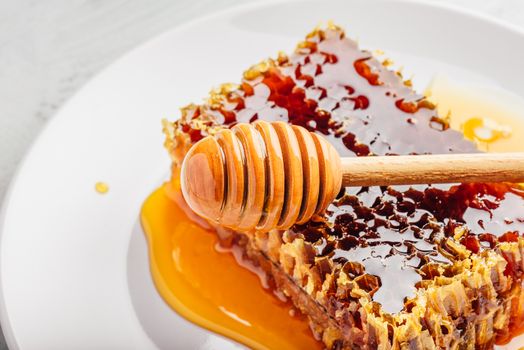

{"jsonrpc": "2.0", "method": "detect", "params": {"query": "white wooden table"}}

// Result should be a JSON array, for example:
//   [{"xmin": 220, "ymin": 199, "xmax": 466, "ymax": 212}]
[{"xmin": 0, "ymin": 0, "xmax": 523, "ymax": 348}]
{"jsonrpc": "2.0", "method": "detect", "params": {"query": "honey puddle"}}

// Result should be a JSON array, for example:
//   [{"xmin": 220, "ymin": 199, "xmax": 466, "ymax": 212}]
[
  {"xmin": 141, "ymin": 175, "xmax": 321, "ymax": 349},
  {"xmin": 141, "ymin": 77, "xmax": 524, "ymax": 349}
]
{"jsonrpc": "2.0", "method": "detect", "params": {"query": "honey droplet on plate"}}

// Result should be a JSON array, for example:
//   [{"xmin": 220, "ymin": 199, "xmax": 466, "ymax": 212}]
[
  {"xmin": 95, "ymin": 182, "xmax": 109, "ymax": 194},
  {"xmin": 462, "ymin": 117, "xmax": 511, "ymax": 144}
]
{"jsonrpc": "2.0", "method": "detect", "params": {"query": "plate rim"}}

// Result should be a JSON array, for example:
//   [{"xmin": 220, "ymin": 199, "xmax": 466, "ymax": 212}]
[{"xmin": 1, "ymin": 0, "xmax": 524, "ymax": 348}]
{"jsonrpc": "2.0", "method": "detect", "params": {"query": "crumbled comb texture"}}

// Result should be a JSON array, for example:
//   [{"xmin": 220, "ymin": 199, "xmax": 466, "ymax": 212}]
[{"xmin": 164, "ymin": 25, "xmax": 524, "ymax": 349}]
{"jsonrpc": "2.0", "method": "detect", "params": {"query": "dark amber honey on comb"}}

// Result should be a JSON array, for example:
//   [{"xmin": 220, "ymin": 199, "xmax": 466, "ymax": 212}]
[{"xmin": 146, "ymin": 25, "xmax": 524, "ymax": 349}]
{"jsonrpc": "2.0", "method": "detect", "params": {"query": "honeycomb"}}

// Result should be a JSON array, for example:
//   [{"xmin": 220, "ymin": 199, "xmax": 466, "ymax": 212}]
[{"xmin": 163, "ymin": 24, "xmax": 524, "ymax": 349}]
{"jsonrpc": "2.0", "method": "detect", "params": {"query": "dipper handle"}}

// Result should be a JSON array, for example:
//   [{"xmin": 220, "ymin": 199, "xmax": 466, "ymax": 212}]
[{"xmin": 341, "ymin": 153, "xmax": 524, "ymax": 187}]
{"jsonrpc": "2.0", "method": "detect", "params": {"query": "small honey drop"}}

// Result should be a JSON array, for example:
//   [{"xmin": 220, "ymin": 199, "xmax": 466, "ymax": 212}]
[{"xmin": 95, "ymin": 182, "xmax": 109, "ymax": 194}]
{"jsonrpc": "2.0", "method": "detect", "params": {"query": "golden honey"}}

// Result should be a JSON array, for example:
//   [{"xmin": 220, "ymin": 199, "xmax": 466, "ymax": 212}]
[
  {"xmin": 95, "ymin": 181, "xmax": 109, "ymax": 194},
  {"xmin": 141, "ymin": 176, "xmax": 321, "ymax": 349}
]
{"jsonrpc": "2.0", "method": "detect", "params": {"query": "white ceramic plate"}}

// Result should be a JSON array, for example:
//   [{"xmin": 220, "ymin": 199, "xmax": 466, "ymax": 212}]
[{"xmin": 1, "ymin": 0, "xmax": 524, "ymax": 349}]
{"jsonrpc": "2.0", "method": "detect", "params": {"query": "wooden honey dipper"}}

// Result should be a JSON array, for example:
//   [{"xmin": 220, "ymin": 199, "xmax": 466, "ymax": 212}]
[{"xmin": 180, "ymin": 120, "xmax": 524, "ymax": 232}]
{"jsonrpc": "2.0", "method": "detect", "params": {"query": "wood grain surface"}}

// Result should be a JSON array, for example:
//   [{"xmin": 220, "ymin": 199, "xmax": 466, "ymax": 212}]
[{"xmin": 341, "ymin": 153, "xmax": 524, "ymax": 186}]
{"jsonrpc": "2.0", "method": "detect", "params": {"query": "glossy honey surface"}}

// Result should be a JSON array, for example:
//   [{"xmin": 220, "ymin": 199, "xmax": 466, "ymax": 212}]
[{"xmin": 142, "ymin": 78, "xmax": 524, "ymax": 348}]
